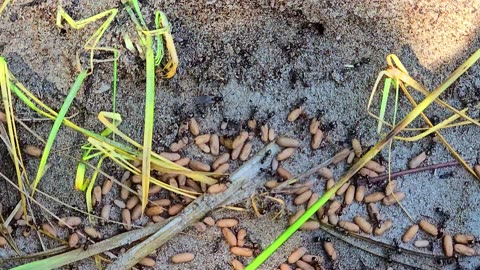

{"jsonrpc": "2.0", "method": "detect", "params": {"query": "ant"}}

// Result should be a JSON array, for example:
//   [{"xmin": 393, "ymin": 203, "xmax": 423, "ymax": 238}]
[
  {"xmin": 337, "ymin": 203, "xmax": 347, "ymax": 216},
  {"xmin": 261, "ymin": 149, "xmax": 272, "ymax": 164},
  {"xmin": 218, "ymin": 176, "xmax": 231, "ymax": 185},
  {"xmin": 392, "ymin": 238, "xmax": 402, "ymax": 254}
]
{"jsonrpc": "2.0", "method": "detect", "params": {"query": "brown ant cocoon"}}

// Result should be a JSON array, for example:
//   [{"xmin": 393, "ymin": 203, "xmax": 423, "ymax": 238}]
[
  {"xmin": 289, "ymin": 208, "xmax": 305, "ymax": 225},
  {"xmin": 279, "ymin": 263, "xmax": 292, "ymax": 270},
  {"xmin": 327, "ymin": 201, "xmax": 341, "ymax": 215},
  {"xmin": 41, "ymin": 223, "xmax": 57, "ymax": 237},
  {"xmin": 168, "ymin": 204, "xmax": 184, "ymax": 216},
  {"xmin": 131, "ymin": 205, "xmax": 142, "ymax": 221},
  {"xmin": 194, "ymin": 134, "xmax": 211, "ymax": 145},
  {"xmin": 93, "ymin": 186, "xmax": 102, "ymax": 206},
  {"xmin": 354, "ymin": 216, "xmax": 373, "ymax": 234},
  {"xmin": 239, "ymin": 142, "xmax": 253, "ymax": 161},
  {"xmin": 120, "ymin": 179, "xmax": 131, "ymax": 200},
  {"xmin": 419, "ymin": 220, "xmax": 438, "ymax": 236},
  {"xmin": 58, "ymin": 216, "xmax": 82, "ymax": 227},
  {"xmin": 288, "ymin": 247, "xmax": 308, "ymax": 263},
  {"xmin": 323, "ymin": 241, "xmax": 337, "ymax": 260},
  {"xmin": 326, "ymin": 179, "xmax": 335, "ymax": 200},
  {"xmin": 374, "ymin": 219, "xmax": 393, "ymax": 236},
  {"xmin": 363, "ymin": 192, "xmax": 385, "ymax": 203},
  {"xmin": 382, "ymin": 192, "xmax": 405, "ymax": 206},
  {"xmin": 126, "ymin": 196, "xmax": 140, "ymax": 210},
  {"xmin": 230, "ymin": 247, "xmax": 253, "ymax": 257},
  {"xmin": 277, "ymin": 166, "xmax": 292, "ymax": 179},
  {"xmin": 213, "ymin": 163, "xmax": 229, "ymax": 174},
  {"xmin": 296, "ymin": 260, "xmax": 315, "ymax": 270},
  {"xmin": 346, "ymin": 151, "xmax": 355, "ymax": 164},
  {"xmin": 139, "ymin": 257, "xmax": 156, "ymax": 267},
  {"xmin": 194, "ymin": 222, "xmax": 207, "ymax": 233},
  {"xmin": 300, "ymin": 221, "xmax": 320, "ymax": 231},
  {"xmin": 222, "ymin": 227, "xmax": 237, "ymax": 247},
  {"xmin": 248, "ymin": 119, "xmax": 257, "ymax": 130},
  {"xmin": 68, "ymin": 232, "xmax": 79, "ymax": 248},
  {"xmin": 317, "ymin": 167, "xmax": 333, "ymax": 179},
  {"xmin": 355, "ymin": 185, "xmax": 365, "ymax": 202},
  {"xmin": 414, "ymin": 240, "xmax": 430, "ymax": 248},
  {"xmin": 352, "ymin": 138, "xmax": 362, "ymax": 157},
  {"xmin": 277, "ymin": 137, "xmax": 300, "ymax": 148},
  {"xmin": 265, "ymin": 180, "xmax": 279, "ymax": 189},
  {"xmin": 237, "ymin": 228, "xmax": 247, "ymax": 247},
  {"xmin": 307, "ymin": 193, "xmax": 319, "ymax": 208},
  {"xmin": 311, "ymin": 129, "xmax": 323, "ymax": 149},
  {"xmin": 328, "ymin": 214, "xmax": 338, "ymax": 226},
  {"xmin": 454, "ymin": 244, "xmax": 476, "ymax": 256},
  {"xmin": 336, "ymin": 182, "xmax": 350, "ymax": 196},
  {"xmin": 146, "ymin": 206, "xmax": 164, "ymax": 216},
  {"xmin": 203, "ymin": 217, "xmax": 215, "ymax": 226},
  {"xmin": 216, "ymin": 218, "xmax": 238, "ymax": 228},
  {"xmin": 232, "ymin": 259, "xmax": 244, "ymax": 270},
  {"xmin": 359, "ymin": 168, "xmax": 379, "ymax": 178},
  {"xmin": 408, "ymin": 151, "xmax": 427, "ymax": 169},
  {"xmin": 402, "ymin": 224, "xmax": 419, "ymax": 243},
  {"xmin": 364, "ymin": 160, "xmax": 385, "ymax": 173},
  {"xmin": 198, "ymin": 143, "xmax": 210, "ymax": 153},
  {"xmin": 310, "ymin": 117, "xmax": 320, "ymax": 135},
  {"xmin": 24, "ymin": 145, "xmax": 43, "ymax": 157},
  {"xmin": 367, "ymin": 203, "xmax": 380, "ymax": 220},
  {"xmin": 169, "ymin": 140, "xmax": 187, "ymax": 152},
  {"xmin": 276, "ymin": 147, "xmax": 296, "ymax": 161},
  {"xmin": 160, "ymin": 152, "xmax": 181, "ymax": 161},
  {"xmin": 210, "ymin": 134, "xmax": 220, "ymax": 155},
  {"xmin": 213, "ymin": 153, "xmax": 230, "ymax": 169},
  {"xmin": 268, "ymin": 128, "xmax": 276, "ymax": 141},
  {"xmin": 84, "ymin": 226, "xmax": 101, "ymax": 239},
  {"xmin": 443, "ymin": 234, "xmax": 454, "ymax": 257},
  {"xmin": 207, "ymin": 183, "xmax": 227, "ymax": 194},
  {"xmin": 385, "ymin": 180, "xmax": 397, "ymax": 196},
  {"xmin": 454, "ymin": 234, "xmax": 475, "ymax": 245},
  {"xmin": 332, "ymin": 148, "xmax": 351, "ymax": 164},
  {"xmin": 233, "ymin": 131, "xmax": 249, "ymax": 149},
  {"xmin": 101, "ymin": 205, "xmax": 111, "ymax": 220},
  {"xmin": 294, "ymin": 190, "xmax": 313, "ymax": 205},
  {"xmin": 171, "ymin": 252, "xmax": 195, "ymax": 263},
  {"xmin": 338, "ymin": 221, "xmax": 360, "ymax": 233},
  {"xmin": 189, "ymin": 118, "xmax": 200, "ymax": 136},
  {"xmin": 101, "ymin": 180, "xmax": 113, "ymax": 195},
  {"xmin": 189, "ymin": 160, "xmax": 211, "ymax": 172},
  {"xmin": 287, "ymin": 107, "xmax": 303, "ymax": 122},
  {"xmin": 260, "ymin": 124, "xmax": 269, "ymax": 142}
]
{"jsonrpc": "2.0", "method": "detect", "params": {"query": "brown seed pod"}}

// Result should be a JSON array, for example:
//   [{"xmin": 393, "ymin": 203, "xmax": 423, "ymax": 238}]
[
  {"xmin": 454, "ymin": 234, "xmax": 475, "ymax": 245},
  {"xmin": 231, "ymin": 247, "xmax": 253, "ymax": 257},
  {"xmin": 210, "ymin": 134, "xmax": 220, "ymax": 156},
  {"xmin": 198, "ymin": 143, "xmax": 211, "ymax": 153},
  {"xmin": 402, "ymin": 224, "xmax": 419, "ymax": 243},
  {"xmin": 324, "ymin": 241, "xmax": 337, "ymax": 260},
  {"xmin": 289, "ymin": 208, "xmax": 305, "ymax": 225},
  {"xmin": 189, "ymin": 118, "xmax": 200, "ymax": 135},
  {"xmin": 101, "ymin": 205, "xmax": 111, "ymax": 220},
  {"xmin": 68, "ymin": 232, "xmax": 79, "ymax": 248},
  {"xmin": 287, "ymin": 247, "xmax": 308, "ymax": 263},
  {"xmin": 216, "ymin": 218, "xmax": 238, "ymax": 228},
  {"xmin": 419, "ymin": 220, "xmax": 438, "ymax": 236},
  {"xmin": 307, "ymin": 193, "xmax": 319, "ymax": 208},
  {"xmin": 213, "ymin": 153, "xmax": 230, "ymax": 169},
  {"xmin": 171, "ymin": 252, "xmax": 195, "ymax": 263},
  {"xmin": 239, "ymin": 142, "xmax": 253, "ymax": 161},
  {"xmin": 367, "ymin": 203, "xmax": 380, "ymax": 221},
  {"xmin": 443, "ymin": 234, "xmax": 454, "ymax": 257},
  {"xmin": 41, "ymin": 223, "xmax": 57, "ymax": 237},
  {"xmin": 300, "ymin": 221, "xmax": 320, "ymax": 231},
  {"xmin": 352, "ymin": 138, "xmax": 362, "ymax": 157},
  {"xmin": 146, "ymin": 206, "xmax": 164, "ymax": 216},
  {"xmin": 189, "ymin": 160, "xmax": 211, "ymax": 172},
  {"xmin": 327, "ymin": 201, "xmax": 341, "ymax": 215},
  {"xmin": 277, "ymin": 147, "xmax": 296, "ymax": 161},
  {"xmin": 268, "ymin": 127, "xmax": 276, "ymax": 141},
  {"xmin": 355, "ymin": 185, "xmax": 366, "ymax": 202},
  {"xmin": 296, "ymin": 259, "xmax": 315, "ymax": 270},
  {"xmin": 24, "ymin": 145, "xmax": 43, "ymax": 157},
  {"xmin": 359, "ymin": 168, "xmax": 379, "ymax": 178},
  {"xmin": 93, "ymin": 186, "xmax": 102, "ymax": 206},
  {"xmin": 364, "ymin": 192, "xmax": 385, "ymax": 203},
  {"xmin": 277, "ymin": 166, "xmax": 292, "ymax": 180},
  {"xmin": 317, "ymin": 167, "xmax": 333, "ymax": 179},
  {"xmin": 175, "ymin": 157, "xmax": 190, "ymax": 167},
  {"xmin": 260, "ymin": 124, "xmax": 269, "ymax": 142},
  {"xmin": 382, "ymin": 192, "xmax": 405, "ymax": 206},
  {"xmin": 194, "ymin": 134, "xmax": 211, "ymax": 145},
  {"xmin": 364, "ymin": 160, "xmax": 385, "ymax": 173},
  {"xmin": 454, "ymin": 244, "xmax": 476, "ymax": 256},
  {"xmin": 222, "ymin": 227, "xmax": 237, "ymax": 247},
  {"xmin": 338, "ymin": 221, "xmax": 360, "ymax": 233},
  {"xmin": 101, "ymin": 180, "xmax": 113, "ymax": 195},
  {"xmin": 203, "ymin": 217, "xmax": 215, "ymax": 226},
  {"xmin": 131, "ymin": 205, "xmax": 142, "ymax": 221},
  {"xmin": 194, "ymin": 222, "xmax": 207, "ymax": 233},
  {"xmin": 385, "ymin": 180, "xmax": 397, "ymax": 196},
  {"xmin": 354, "ymin": 216, "xmax": 373, "ymax": 234},
  {"xmin": 336, "ymin": 182, "xmax": 350, "ymax": 196},
  {"xmin": 84, "ymin": 226, "xmax": 101, "ymax": 239},
  {"xmin": 279, "ymin": 263, "xmax": 292, "ymax": 270},
  {"xmin": 346, "ymin": 151, "xmax": 355, "ymax": 164},
  {"xmin": 287, "ymin": 107, "xmax": 303, "ymax": 122},
  {"xmin": 237, "ymin": 228, "xmax": 247, "ymax": 247},
  {"xmin": 213, "ymin": 163, "xmax": 230, "ymax": 174},
  {"xmin": 58, "ymin": 216, "xmax": 82, "ymax": 227},
  {"xmin": 207, "ymin": 183, "xmax": 227, "ymax": 194},
  {"xmin": 168, "ymin": 204, "xmax": 184, "ymax": 216},
  {"xmin": 295, "ymin": 190, "xmax": 313, "ymax": 205},
  {"xmin": 233, "ymin": 131, "xmax": 249, "ymax": 149},
  {"xmin": 409, "ymin": 151, "xmax": 427, "ymax": 169},
  {"xmin": 332, "ymin": 148, "xmax": 351, "ymax": 164},
  {"xmin": 160, "ymin": 152, "xmax": 181, "ymax": 161},
  {"xmin": 311, "ymin": 129, "xmax": 323, "ymax": 149},
  {"xmin": 277, "ymin": 137, "xmax": 300, "ymax": 148},
  {"xmin": 126, "ymin": 196, "xmax": 140, "ymax": 210},
  {"xmin": 374, "ymin": 219, "xmax": 393, "ymax": 236},
  {"xmin": 414, "ymin": 240, "xmax": 430, "ymax": 248},
  {"xmin": 326, "ymin": 179, "xmax": 335, "ymax": 200},
  {"xmin": 265, "ymin": 180, "xmax": 279, "ymax": 189},
  {"xmin": 232, "ymin": 259, "xmax": 245, "ymax": 270},
  {"xmin": 310, "ymin": 117, "xmax": 320, "ymax": 135},
  {"xmin": 328, "ymin": 214, "xmax": 339, "ymax": 226},
  {"xmin": 344, "ymin": 185, "xmax": 355, "ymax": 205},
  {"xmin": 231, "ymin": 143, "xmax": 244, "ymax": 160},
  {"xmin": 139, "ymin": 257, "xmax": 156, "ymax": 267},
  {"xmin": 120, "ymin": 179, "xmax": 131, "ymax": 200}
]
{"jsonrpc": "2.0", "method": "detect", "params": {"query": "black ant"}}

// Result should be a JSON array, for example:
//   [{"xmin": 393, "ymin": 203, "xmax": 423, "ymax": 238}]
[
  {"xmin": 337, "ymin": 203, "xmax": 347, "ymax": 216},
  {"xmin": 393, "ymin": 238, "xmax": 402, "ymax": 254},
  {"xmin": 385, "ymin": 249, "xmax": 393, "ymax": 264},
  {"xmin": 261, "ymin": 149, "xmax": 272, "ymax": 164},
  {"xmin": 313, "ymin": 236, "xmax": 331, "ymax": 243},
  {"xmin": 218, "ymin": 176, "xmax": 231, "ymax": 185},
  {"xmin": 438, "ymin": 171, "xmax": 456, "ymax": 179}
]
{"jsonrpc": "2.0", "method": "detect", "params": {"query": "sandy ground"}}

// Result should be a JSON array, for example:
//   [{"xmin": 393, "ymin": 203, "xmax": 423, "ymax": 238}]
[{"xmin": 1, "ymin": 0, "xmax": 480, "ymax": 269}]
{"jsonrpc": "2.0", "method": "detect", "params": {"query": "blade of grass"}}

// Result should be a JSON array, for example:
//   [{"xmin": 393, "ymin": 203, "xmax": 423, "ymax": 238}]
[
  {"xmin": 377, "ymin": 77, "xmax": 391, "ymax": 133},
  {"xmin": 246, "ymin": 47, "xmax": 480, "ymax": 269},
  {"xmin": 0, "ymin": 0, "xmax": 10, "ymax": 15}
]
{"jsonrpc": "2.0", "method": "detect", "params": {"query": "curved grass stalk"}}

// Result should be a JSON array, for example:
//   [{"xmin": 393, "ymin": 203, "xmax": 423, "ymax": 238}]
[
  {"xmin": 246, "ymin": 48, "xmax": 480, "ymax": 270},
  {"xmin": 0, "ymin": 0, "xmax": 10, "ymax": 15}
]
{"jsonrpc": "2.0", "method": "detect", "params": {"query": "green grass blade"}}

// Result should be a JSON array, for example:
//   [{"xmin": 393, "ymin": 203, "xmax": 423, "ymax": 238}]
[
  {"xmin": 377, "ymin": 77, "xmax": 391, "ymax": 133},
  {"xmin": 31, "ymin": 70, "xmax": 87, "ymax": 194}
]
